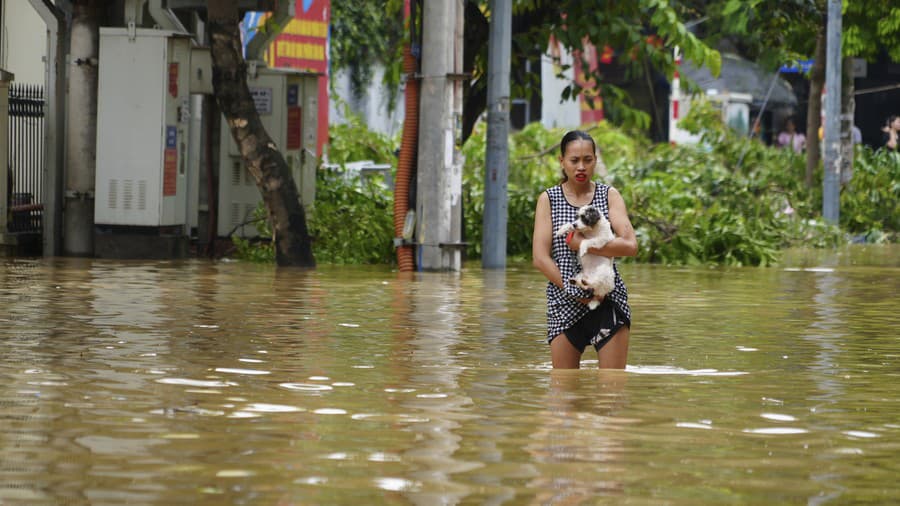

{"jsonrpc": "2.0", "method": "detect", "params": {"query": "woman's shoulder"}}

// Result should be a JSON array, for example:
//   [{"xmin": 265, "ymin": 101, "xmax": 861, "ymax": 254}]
[{"xmin": 545, "ymin": 184, "xmax": 563, "ymax": 197}]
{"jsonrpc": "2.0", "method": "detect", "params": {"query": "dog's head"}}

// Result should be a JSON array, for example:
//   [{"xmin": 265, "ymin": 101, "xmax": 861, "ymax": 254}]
[{"xmin": 574, "ymin": 205, "xmax": 602, "ymax": 230}]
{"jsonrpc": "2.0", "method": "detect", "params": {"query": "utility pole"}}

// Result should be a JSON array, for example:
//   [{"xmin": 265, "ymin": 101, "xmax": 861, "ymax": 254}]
[
  {"xmin": 822, "ymin": 0, "xmax": 842, "ymax": 223},
  {"xmin": 64, "ymin": 0, "xmax": 101, "ymax": 256},
  {"xmin": 29, "ymin": 0, "xmax": 69, "ymax": 256},
  {"xmin": 416, "ymin": 0, "xmax": 464, "ymax": 271},
  {"xmin": 482, "ymin": 0, "xmax": 511, "ymax": 269}
]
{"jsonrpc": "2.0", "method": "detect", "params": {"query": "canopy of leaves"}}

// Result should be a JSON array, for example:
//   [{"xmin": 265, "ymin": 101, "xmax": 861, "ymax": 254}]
[
  {"xmin": 685, "ymin": 0, "xmax": 900, "ymax": 65},
  {"xmin": 329, "ymin": 0, "xmax": 719, "ymax": 140},
  {"xmin": 496, "ymin": 0, "xmax": 722, "ymax": 131},
  {"xmin": 329, "ymin": 1, "xmax": 405, "ymax": 99}
]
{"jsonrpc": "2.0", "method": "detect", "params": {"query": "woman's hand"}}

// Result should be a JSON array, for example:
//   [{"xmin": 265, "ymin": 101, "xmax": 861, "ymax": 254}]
[{"xmin": 567, "ymin": 232, "xmax": 584, "ymax": 253}]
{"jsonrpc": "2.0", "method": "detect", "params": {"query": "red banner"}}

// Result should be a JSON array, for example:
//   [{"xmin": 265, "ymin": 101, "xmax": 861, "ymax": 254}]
[
  {"xmin": 163, "ymin": 149, "xmax": 177, "ymax": 196},
  {"xmin": 168, "ymin": 63, "xmax": 179, "ymax": 97},
  {"xmin": 286, "ymin": 106, "xmax": 302, "ymax": 150}
]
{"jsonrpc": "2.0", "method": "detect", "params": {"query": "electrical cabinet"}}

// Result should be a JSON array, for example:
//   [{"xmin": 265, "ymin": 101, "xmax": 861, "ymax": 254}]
[
  {"xmin": 95, "ymin": 28, "xmax": 192, "ymax": 227},
  {"xmin": 217, "ymin": 67, "xmax": 319, "ymax": 237}
]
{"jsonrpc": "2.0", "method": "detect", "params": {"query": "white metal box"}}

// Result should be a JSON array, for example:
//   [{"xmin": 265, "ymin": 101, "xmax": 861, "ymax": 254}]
[
  {"xmin": 217, "ymin": 67, "xmax": 319, "ymax": 237},
  {"xmin": 95, "ymin": 28, "xmax": 191, "ymax": 226}
]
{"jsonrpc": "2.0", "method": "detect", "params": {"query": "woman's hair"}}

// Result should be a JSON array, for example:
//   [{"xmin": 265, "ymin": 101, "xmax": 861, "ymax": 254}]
[
  {"xmin": 887, "ymin": 115, "xmax": 899, "ymax": 128},
  {"xmin": 559, "ymin": 130, "xmax": 597, "ymax": 183}
]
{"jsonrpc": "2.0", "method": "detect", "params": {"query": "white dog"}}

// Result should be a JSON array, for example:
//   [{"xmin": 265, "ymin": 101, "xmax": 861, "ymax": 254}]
[{"xmin": 555, "ymin": 205, "xmax": 615, "ymax": 309}]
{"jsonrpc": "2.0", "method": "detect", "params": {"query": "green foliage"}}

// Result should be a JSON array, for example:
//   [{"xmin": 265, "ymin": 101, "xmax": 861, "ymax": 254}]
[
  {"xmin": 310, "ymin": 110, "xmax": 397, "ymax": 264},
  {"xmin": 330, "ymin": 1, "xmax": 405, "ymax": 103},
  {"xmin": 527, "ymin": 0, "xmax": 720, "ymax": 132},
  {"xmin": 844, "ymin": 3, "xmax": 900, "ymax": 62},
  {"xmin": 840, "ymin": 148, "xmax": 900, "ymax": 242},
  {"xmin": 694, "ymin": 0, "xmax": 900, "ymax": 66},
  {"xmin": 461, "ymin": 99, "xmax": 893, "ymax": 267},
  {"xmin": 231, "ymin": 204, "xmax": 275, "ymax": 263},
  {"xmin": 232, "ymin": 235, "xmax": 275, "ymax": 263},
  {"xmin": 235, "ymin": 106, "xmax": 896, "ymax": 266},
  {"xmin": 613, "ymin": 100, "xmax": 846, "ymax": 265},
  {"xmin": 326, "ymin": 105, "xmax": 398, "ymax": 164},
  {"xmin": 308, "ymin": 169, "xmax": 396, "ymax": 265},
  {"xmin": 461, "ymin": 120, "xmax": 649, "ymax": 261},
  {"xmin": 232, "ymin": 110, "xmax": 398, "ymax": 265}
]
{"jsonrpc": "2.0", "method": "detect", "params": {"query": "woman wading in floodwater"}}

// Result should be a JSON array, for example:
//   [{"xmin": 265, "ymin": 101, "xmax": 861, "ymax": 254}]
[{"xmin": 532, "ymin": 130, "xmax": 638, "ymax": 369}]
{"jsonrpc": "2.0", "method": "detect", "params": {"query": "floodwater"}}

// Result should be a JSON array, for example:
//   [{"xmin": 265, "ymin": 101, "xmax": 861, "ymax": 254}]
[{"xmin": 1, "ymin": 245, "xmax": 898, "ymax": 505}]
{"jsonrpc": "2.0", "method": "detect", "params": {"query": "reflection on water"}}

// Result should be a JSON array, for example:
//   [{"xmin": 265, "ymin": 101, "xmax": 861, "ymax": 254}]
[{"xmin": 1, "ymin": 245, "xmax": 898, "ymax": 504}]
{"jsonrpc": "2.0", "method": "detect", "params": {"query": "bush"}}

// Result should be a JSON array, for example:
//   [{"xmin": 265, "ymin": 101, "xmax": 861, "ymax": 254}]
[
  {"xmin": 309, "ymin": 110, "xmax": 397, "ymax": 264},
  {"xmin": 840, "ymin": 147, "xmax": 900, "ymax": 242},
  {"xmin": 234, "ymin": 101, "xmax": 896, "ymax": 266},
  {"xmin": 308, "ymin": 169, "xmax": 395, "ymax": 264}
]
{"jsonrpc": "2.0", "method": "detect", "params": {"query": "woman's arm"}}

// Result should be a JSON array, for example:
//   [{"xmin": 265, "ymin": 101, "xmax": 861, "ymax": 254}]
[
  {"xmin": 532, "ymin": 191, "xmax": 566, "ymax": 289},
  {"xmin": 570, "ymin": 186, "xmax": 638, "ymax": 258}
]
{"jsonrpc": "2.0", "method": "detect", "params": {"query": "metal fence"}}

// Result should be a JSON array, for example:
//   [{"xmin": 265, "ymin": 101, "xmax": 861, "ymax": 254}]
[{"xmin": 7, "ymin": 83, "xmax": 44, "ymax": 233}]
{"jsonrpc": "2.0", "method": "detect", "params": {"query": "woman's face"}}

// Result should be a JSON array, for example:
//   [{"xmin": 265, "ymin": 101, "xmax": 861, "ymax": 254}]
[
  {"xmin": 560, "ymin": 139, "xmax": 597, "ymax": 184},
  {"xmin": 891, "ymin": 117, "xmax": 900, "ymax": 130}
]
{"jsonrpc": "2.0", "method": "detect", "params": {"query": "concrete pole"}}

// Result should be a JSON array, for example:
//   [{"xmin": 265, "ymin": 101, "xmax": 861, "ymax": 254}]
[
  {"xmin": 416, "ymin": 0, "xmax": 464, "ymax": 271},
  {"xmin": 63, "ymin": 1, "xmax": 99, "ymax": 256},
  {"xmin": 822, "ymin": 0, "xmax": 841, "ymax": 223},
  {"xmin": 0, "ymin": 71, "xmax": 11, "ymax": 235},
  {"xmin": 29, "ymin": 0, "xmax": 70, "ymax": 257},
  {"xmin": 482, "ymin": 0, "xmax": 511, "ymax": 269}
]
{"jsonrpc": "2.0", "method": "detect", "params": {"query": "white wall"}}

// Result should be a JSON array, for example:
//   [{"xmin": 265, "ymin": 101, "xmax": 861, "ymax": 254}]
[
  {"xmin": 539, "ymin": 47, "xmax": 582, "ymax": 130},
  {"xmin": 1, "ymin": 2, "xmax": 46, "ymax": 84},
  {"xmin": 329, "ymin": 65, "xmax": 404, "ymax": 139}
]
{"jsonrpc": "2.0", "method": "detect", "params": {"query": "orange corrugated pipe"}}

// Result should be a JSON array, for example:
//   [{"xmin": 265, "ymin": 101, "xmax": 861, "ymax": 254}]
[{"xmin": 394, "ymin": 44, "xmax": 418, "ymax": 271}]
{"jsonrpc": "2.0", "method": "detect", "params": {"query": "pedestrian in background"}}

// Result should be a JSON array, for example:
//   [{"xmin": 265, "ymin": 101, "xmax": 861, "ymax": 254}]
[
  {"xmin": 881, "ymin": 115, "xmax": 899, "ymax": 151},
  {"xmin": 777, "ymin": 117, "xmax": 806, "ymax": 153}
]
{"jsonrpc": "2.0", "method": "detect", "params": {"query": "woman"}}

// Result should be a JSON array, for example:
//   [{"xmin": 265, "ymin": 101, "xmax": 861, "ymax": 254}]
[
  {"xmin": 532, "ymin": 130, "xmax": 638, "ymax": 369},
  {"xmin": 881, "ymin": 115, "xmax": 899, "ymax": 151},
  {"xmin": 776, "ymin": 117, "xmax": 806, "ymax": 153}
]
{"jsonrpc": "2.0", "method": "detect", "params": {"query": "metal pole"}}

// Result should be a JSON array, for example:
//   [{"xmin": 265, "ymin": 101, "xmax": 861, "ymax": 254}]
[
  {"xmin": 822, "ymin": 0, "xmax": 842, "ymax": 223},
  {"xmin": 482, "ymin": 0, "xmax": 511, "ymax": 269},
  {"xmin": 30, "ymin": 0, "xmax": 70, "ymax": 257}
]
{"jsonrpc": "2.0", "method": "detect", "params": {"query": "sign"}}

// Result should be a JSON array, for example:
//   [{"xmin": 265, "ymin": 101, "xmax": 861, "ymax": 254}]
[
  {"xmin": 243, "ymin": 1, "xmax": 330, "ymax": 155},
  {"xmin": 779, "ymin": 59, "xmax": 814, "ymax": 74},
  {"xmin": 287, "ymin": 107, "xmax": 302, "ymax": 150},
  {"xmin": 164, "ymin": 126, "xmax": 177, "ymax": 196},
  {"xmin": 249, "ymin": 87, "xmax": 273, "ymax": 114},
  {"xmin": 168, "ymin": 63, "xmax": 179, "ymax": 97}
]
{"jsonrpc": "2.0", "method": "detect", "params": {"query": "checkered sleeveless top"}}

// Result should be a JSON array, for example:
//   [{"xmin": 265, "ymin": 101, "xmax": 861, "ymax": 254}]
[{"xmin": 545, "ymin": 183, "xmax": 631, "ymax": 341}]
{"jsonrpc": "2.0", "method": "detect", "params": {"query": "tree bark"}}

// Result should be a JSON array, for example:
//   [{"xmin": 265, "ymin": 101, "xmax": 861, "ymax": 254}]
[
  {"xmin": 207, "ymin": 0, "xmax": 315, "ymax": 267},
  {"xmin": 805, "ymin": 26, "xmax": 826, "ymax": 188}
]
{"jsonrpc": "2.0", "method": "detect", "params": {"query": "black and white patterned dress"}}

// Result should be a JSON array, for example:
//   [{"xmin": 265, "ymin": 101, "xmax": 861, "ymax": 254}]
[{"xmin": 544, "ymin": 183, "xmax": 631, "ymax": 342}]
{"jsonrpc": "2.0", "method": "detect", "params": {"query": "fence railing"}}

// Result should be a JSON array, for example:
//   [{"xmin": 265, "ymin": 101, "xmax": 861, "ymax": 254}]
[{"xmin": 7, "ymin": 83, "xmax": 44, "ymax": 234}]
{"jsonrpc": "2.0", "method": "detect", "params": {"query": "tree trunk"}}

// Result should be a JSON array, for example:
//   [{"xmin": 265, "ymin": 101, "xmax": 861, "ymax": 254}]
[
  {"xmin": 805, "ymin": 26, "xmax": 826, "ymax": 188},
  {"xmin": 207, "ymin": 0, "xmax": 315, "ymax": 267},
  {"xmin": 840, "ymin": 55, "xmax": 855, "ymax": 187}
]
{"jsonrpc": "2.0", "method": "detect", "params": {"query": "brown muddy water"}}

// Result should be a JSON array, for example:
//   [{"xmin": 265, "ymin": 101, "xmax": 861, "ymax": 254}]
[{"xmin": 1, "ymin": 245, "xmax": 898, "ymax": 505}]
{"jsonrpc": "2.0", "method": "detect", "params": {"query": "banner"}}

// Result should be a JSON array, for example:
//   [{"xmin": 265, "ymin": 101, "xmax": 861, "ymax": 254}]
[{"xmin": 243, "ymin": 1, "xmax": 330, "ymax": 156}]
